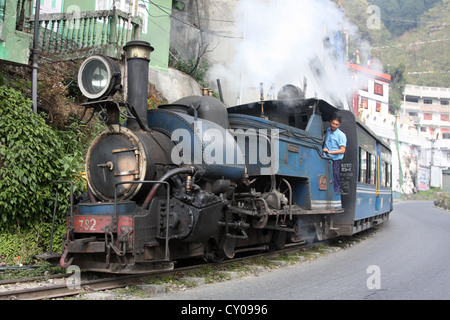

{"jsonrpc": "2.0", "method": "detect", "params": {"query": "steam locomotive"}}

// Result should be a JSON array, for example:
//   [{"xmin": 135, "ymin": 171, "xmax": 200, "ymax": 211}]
[{"xmin": 45, "ymin": 41, "xmax": 392, "ymax": 273}]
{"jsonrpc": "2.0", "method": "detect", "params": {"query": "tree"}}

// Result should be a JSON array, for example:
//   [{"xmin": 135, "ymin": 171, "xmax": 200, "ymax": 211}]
[{"xmin": 389, "ymin": 64, "xmax": 406, "ymax": 114}]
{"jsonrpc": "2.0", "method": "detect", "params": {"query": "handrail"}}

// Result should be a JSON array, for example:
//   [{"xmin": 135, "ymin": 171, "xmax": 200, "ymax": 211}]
[
  {"xmin": 0, "ymin": 0, "xmax": 5, "ymax": 22},
  {"xmin": 114, "ymin": 180, "xmax": 171, "ymax": 262},
  {"xmin": 26, "ymin": 8, "xmax": 142, "ymax": 59},
  {"xmin": 48, "ymin": 181, "xmax": 74, "ymax": 253}
]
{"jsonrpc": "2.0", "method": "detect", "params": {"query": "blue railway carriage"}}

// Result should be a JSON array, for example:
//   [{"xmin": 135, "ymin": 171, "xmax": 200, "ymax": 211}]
[{"xmin": 335, "ymin": 110, "xmax": 393, "ymax": 235}]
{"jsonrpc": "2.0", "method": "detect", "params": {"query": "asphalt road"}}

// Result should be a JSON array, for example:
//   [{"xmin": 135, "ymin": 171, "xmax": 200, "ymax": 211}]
[{"xmin": 153, "ymin": 201, "xmax": 450, "ymax": 300}]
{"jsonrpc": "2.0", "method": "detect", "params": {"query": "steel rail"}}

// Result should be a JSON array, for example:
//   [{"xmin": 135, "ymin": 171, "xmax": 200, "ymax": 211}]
[
  {"xmin": 0, "ymin": 242, "xmax": 324, "ymax": 300},
  {"xmin": 0, "ymin": 273, "xmax": 72, "ymax": 286}
]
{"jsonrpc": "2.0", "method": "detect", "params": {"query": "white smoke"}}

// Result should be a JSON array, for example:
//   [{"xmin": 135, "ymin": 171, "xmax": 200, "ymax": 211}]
[{"xmin": 209, "ymin": 0, "xmax": 361, "ymax": 109}]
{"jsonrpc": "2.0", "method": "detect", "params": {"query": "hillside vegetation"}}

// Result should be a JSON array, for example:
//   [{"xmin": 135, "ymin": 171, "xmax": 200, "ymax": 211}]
[{"xmin": 343, "ymin": 0, "xmax": 449, "ymax": 87}]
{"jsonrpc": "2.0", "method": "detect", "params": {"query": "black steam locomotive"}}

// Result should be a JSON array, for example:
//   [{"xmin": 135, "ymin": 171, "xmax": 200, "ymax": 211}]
[{"xmin": 44, "ymin": 41, "xmax": 392, "ymax": 273}]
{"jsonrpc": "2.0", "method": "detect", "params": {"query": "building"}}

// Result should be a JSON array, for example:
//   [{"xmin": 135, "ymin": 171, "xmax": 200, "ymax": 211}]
[
  {"xmin": 0, "ymin": 0, "xmax": 33, "ymax": 65},
  {"xmin": 349, "ymin": 62, "xmax": 391, "ymax": 124},
  {"xmin": 361, "ymin": 82, "xmax": 450, "ymax": 193},
  {"xmin": 399, "ymin": 85, "xmax": 450, "ymax": 190},
  {"xmin": 0, "ymin": 0, "xmax": 173, "ymax": 70},
  {"xmin": 347, "ymin": 60, "xmax": 450, "ymax": 193},
  {"xmin": 400, "ymin": 84, "xmax": 450, "ymax": 140}
]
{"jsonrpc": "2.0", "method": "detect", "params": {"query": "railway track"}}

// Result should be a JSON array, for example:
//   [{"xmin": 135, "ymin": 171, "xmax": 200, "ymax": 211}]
[
  {"xmin": 0, "ymin": 230, "xmax": 379, "ymax": 300},
  {"xmin": 0, "ymin": 243, "xmax": 313, "ymax": 300}
]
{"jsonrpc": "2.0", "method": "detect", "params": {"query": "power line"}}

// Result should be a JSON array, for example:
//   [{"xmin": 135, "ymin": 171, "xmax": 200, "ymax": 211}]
[
  {"xmin": 148, "ymin": 1, "xmax": 243, "ymax": 39},
  {"xmin": 372, "ymin": 38, "xmax": 449, "ymax": 49},
  {"xmin": 369, "ymin": 35, "xmax": 450, "ymax": 69}
]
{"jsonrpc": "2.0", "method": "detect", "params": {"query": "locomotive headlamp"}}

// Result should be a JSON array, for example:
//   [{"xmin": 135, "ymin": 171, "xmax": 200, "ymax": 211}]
[{"xmin": 78, "ymin": 55, "xmax": 122, "ymax": 100}]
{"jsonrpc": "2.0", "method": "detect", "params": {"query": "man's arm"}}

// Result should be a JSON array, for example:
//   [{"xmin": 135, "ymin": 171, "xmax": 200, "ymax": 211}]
[{"xmin": 323, "ymin": 146, "xmax": 346, "ymax": 155}]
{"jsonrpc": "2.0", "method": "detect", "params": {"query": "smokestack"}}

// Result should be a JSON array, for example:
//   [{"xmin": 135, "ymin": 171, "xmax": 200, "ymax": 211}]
[{"xmin": 123, "ymin": 40, "xmax": 154, "ymax": 130}]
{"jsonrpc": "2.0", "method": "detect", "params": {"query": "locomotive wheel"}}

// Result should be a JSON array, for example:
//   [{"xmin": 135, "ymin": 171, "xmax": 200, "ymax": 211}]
[
  {"xmin": 219, "ymin": 235, "xmax": 236, "ymax": 259},
  {"xmin": 252, "ymin": 214, "xmax": 268, "ymax": 229},
  {"xmin": 271, "ymin": 230, "xmax": 287, "ymax": 250},
  {"xmin": 204, "ymin": 239, "xmax": 224, "ymax": 263},
  {"xmin": 252, "ymin": 198, "xmax": 269, "ymax": 229}
]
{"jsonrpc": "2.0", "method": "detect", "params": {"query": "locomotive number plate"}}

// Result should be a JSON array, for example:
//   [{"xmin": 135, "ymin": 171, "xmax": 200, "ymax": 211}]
[
  {"xmin": 74, "ymin": 216, "xmax": 112, "ymax": 233},
  {"xmin": 318, "ymin": 175, "xmax": 328, "ymax": 191}
]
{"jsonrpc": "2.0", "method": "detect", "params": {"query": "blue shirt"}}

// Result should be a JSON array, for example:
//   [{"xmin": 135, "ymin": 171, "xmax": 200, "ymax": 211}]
[{"xmin": 323, "ymin": 127, "xmax": 347, "ymax": 161}]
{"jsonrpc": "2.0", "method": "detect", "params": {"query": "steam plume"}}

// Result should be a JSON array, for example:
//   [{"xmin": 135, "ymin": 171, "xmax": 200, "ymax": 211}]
[{"xmin": 209, "ymin": 0, "xmax": 361, "ymax": 109}]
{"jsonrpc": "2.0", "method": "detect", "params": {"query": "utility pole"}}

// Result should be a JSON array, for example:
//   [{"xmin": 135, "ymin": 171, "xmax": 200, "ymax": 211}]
[{"xmin": 31, "ymin": 0, "xmax": 41, "ymax": 114}]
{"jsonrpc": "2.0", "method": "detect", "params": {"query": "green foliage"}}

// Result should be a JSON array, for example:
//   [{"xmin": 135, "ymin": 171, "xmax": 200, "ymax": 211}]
[
  {"xmin": 173, "ymin": 57, "xmax": 210, "ymax": 88},
  {"xmin": 0, "ymin": 264, "xmax": 65, "ymax": 281},
  {"xmin": 389, "ymin": 64, "xmax": 406, "ymax": 114},
  {"xmin": 0, "ymin": 222, "xmax": 66, "ymax": 265},
  {"xmin": 368, "ymin": 0, "xmax": 442, "ymax": 37},
  {"xmin": 0, "ymin": 86, "xmax": 85, "ymax": 231},
  {"xmin": 347, "ymin": 0, "xmax": 449, "ymax": 87},
  {"xmin": 434, "ymin": 192, "xmax": 450, "ymax": 210}
]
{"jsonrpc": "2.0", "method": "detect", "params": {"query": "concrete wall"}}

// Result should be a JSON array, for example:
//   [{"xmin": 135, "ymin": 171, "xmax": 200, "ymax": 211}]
[{"xmin": 149, "ymin": 68, "xmax": 202, "ymax": 104}]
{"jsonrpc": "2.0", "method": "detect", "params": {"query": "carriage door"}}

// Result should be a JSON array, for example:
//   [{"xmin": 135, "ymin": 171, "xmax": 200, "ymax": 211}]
[{"xmin": 375, "ymin": 144, "xmax": 381, "ymax": 212}]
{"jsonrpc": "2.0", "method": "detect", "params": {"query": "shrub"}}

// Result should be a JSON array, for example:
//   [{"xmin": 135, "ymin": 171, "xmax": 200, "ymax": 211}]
[
  {"xmin": 0, "ymin": 86, "xmax": 84, "ymax": 232},
  {"xmin": 0, "ymin": 222, "xmax": 66, "ymax": 265}
]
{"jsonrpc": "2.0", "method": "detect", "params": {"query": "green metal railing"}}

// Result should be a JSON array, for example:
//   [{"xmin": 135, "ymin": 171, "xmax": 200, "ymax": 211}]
[
  {"xmin": 27, "ymin": 8, "xmax": 142, "ymax": 59},
  {"xmin": 0, "ymin": 0, "xmax": 5, "ymax": 22}
]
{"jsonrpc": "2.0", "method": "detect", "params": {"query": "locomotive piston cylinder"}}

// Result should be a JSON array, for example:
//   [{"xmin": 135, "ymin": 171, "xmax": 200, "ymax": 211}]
[{"xmin": 123, "ymin": 40, "xmax": 154, "ymax": 131}]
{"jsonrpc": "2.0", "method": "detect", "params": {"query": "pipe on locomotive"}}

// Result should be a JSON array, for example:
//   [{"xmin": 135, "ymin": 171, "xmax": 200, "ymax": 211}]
[
  {"xmin": 142, "ymin": 167, "xmax": 195, "ymax": 209},
  {"xmin": 123, "ymin": 40, "xmax": 154, "ymax": 131}
]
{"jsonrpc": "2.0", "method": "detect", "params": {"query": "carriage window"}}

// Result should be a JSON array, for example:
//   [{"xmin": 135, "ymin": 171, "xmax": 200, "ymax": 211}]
[
  {"xmin": 288, "ymin": 114, "xmax": 296, "ymax": 127},
  {"xmin": 386, "ymin": 164, "xmax": 391, "ymax": 187},
  {"xmin": 359, "ymin": 148, "xmax": 367, "ymax": 183},
  {"xmin": 380, "ymin": 161, "xmax": 386, "ymax": 186},
  {"xmin": 369, "ymin": 154, "xmax": 376, "ymax": 185}
]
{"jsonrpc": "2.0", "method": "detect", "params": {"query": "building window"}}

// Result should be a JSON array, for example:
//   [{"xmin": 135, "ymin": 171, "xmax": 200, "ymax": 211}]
[
  {"xmin": 376, "ymin": 102, "xmax": 381, "ymax": 112},
  {"xmin": 374, "ymin": 83, "xmax": 383, "ymax": 96},
  {"xmin": 97, "ymin": 0, "xmax": 149, "ymax": 34},
  {"xmin": 406, "ymin": 95, "xmax": 419, "ymax": 103},
  {"xmin": 424, "ymin": 99, "xmax": 433, "ymax": 105},
  {"xmin": 441, "ymin": 114, "xmax": 449, "ymax": 122},
  {"xmin": 361, "ymin": 98, "xmax": 368, "ymax": 109},
  {"xmin": 441, "ymin": 100, "xmax": 449, "ymax": 106},
  {"xmin": 424, "ymin": 113, "xmax": 432, "ymax": 121}
]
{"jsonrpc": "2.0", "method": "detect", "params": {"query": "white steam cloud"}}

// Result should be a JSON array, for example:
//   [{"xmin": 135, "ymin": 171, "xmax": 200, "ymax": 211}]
[{"xmin": 209, "ymin": 0, "xmax": 362, "ymax": 109}]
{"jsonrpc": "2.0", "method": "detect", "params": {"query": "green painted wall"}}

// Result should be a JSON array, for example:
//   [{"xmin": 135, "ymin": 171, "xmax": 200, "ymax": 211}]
[
  {"xmin": 146, "ymin": 0, "xmax": 171, "ymax": 71},
  {"xmin": 0, "ymin": 0, "xmax": 33, "ymax": 65}
]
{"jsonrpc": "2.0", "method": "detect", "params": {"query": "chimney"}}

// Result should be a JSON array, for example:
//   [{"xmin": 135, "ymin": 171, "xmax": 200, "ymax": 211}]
[{"xmin": 123, "ymin": 40, "xmax": 154, "ymax": 130}]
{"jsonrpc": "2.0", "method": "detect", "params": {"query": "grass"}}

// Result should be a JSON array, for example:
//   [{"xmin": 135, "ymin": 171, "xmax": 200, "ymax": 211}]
[{"xmin": 0, "ymin": 264, "xmax": 65, "ymax": 281}]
